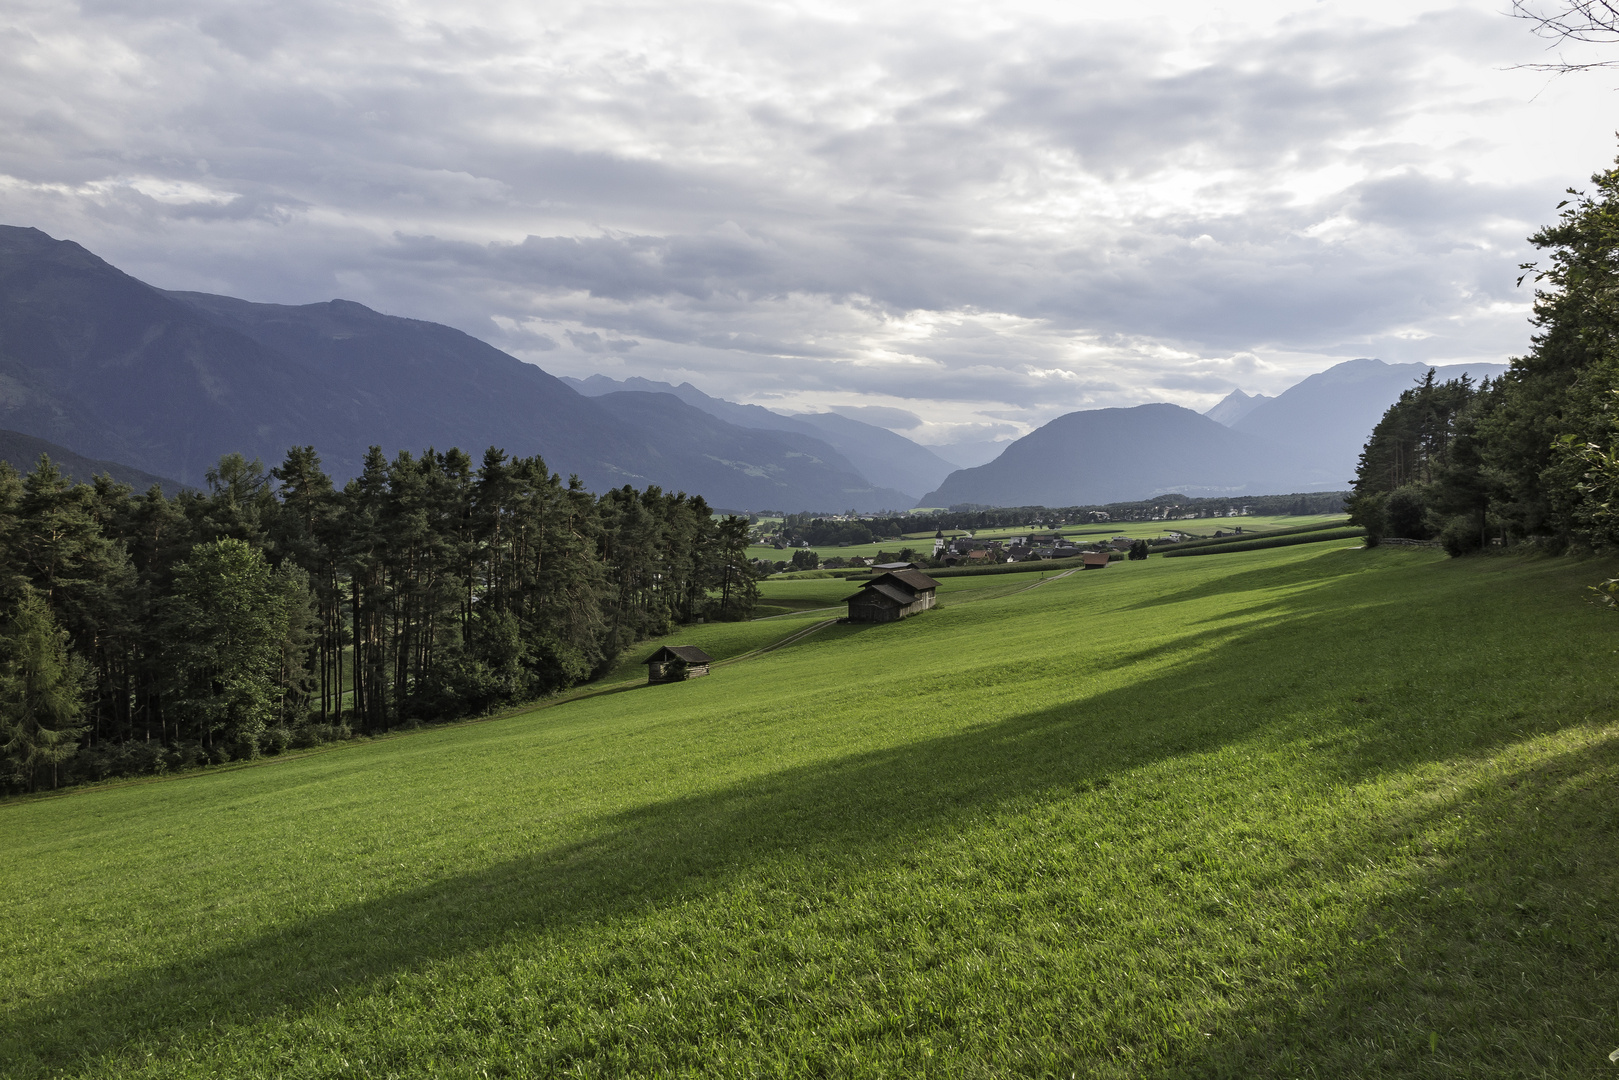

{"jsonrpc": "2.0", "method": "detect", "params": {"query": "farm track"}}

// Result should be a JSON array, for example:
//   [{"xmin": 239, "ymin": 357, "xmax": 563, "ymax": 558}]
[
  {"xmin": 752, "ymin": 605, "xmax": 842, "ymax": 621},
  {"xmin": 1016, "ymin": 568, "xmax": 1078, "ymax": 590},
  {"xmin": 717, "ymin": 618, "xmax": 840, "ymax": 666}
]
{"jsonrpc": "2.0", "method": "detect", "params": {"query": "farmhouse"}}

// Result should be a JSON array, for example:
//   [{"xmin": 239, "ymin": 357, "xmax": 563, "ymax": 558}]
[
  {"xmin": 643, "ymin": 645, "xmax": 714, "ymax": 683},
  {"xmin": 843, "ymin": 569, "xmax": 940, "ymax": 623}
]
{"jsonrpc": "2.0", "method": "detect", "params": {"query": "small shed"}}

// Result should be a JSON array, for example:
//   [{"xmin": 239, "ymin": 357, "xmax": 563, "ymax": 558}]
[
  {"xmin": 644, "ymin": 645, "xmax": 714, "ymax": 683},
  {"xmin": 1081, "ymin": 551, "xmax": 1112, "ymax": 569},
  {"xmin": 842, "ymin": 569, "xmax": 940, "ymax": 623}
]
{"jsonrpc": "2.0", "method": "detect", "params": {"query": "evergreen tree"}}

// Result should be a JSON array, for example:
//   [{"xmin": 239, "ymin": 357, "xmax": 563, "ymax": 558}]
[
  {"xmin": 0, "ymin": 462, "xmax": 24, "ymax": 605},
  {"xmin": 1481, "ymin": 157, "xmax": 1619, "ymax": 542},
  {"xmin": 14, "ymin": 457, "xmax": 137, "ymax": 745},
  {"xmin": 271, "ymin": 446, "xmax": 345, "ymax": 724},
  {"xmin": 0, "ymin": 587, "xmax": 89, "ymax": 791},
  {"xmin": 1349, "ymin": 372, "xmax": 1484, "ymax": 543},
  {"xmin": 160, "ymin": 538, "xmax": 306, "ymax": 759},
  {"xmin": 707, "ymin": 515, "xmax": 758, "ymax": 621},
  {"xmin": 0, "ymin": 442, "xmax": 759, "ymax": 788}
]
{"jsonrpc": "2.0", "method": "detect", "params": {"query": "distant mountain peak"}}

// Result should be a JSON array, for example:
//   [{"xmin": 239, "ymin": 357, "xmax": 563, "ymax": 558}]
[{"xmin": 1204, "ymin": 388, "xmax": 1271, "ymax": 427}]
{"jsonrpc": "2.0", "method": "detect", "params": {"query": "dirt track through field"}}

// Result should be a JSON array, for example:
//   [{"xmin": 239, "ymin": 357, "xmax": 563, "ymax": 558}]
[
  {"xmin": 1016, "ymin": 568, "xmax": 1078, "ymax": 590},
  {"xmin": 717, "ymin": 618, "xmax": 840, "ymax": 666}
]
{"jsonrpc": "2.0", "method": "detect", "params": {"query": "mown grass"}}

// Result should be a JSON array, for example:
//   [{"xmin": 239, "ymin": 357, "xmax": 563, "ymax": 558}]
[{"xmin": 4, "ymin": 541, "xmax": 1618, "ymax": 1078}]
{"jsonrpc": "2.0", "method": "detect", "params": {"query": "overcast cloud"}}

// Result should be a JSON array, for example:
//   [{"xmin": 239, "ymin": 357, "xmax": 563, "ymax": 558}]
[{"xmin": 2, "ymin": 0, "xmax": 1614, "ymax": 447}]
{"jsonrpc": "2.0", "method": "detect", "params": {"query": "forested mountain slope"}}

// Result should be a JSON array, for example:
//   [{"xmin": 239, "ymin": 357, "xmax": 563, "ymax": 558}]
[
  {"xmin": 564, "ymin": 374, "xmax": 958, "ymax": 499},
  {"xmin": 0, "ymin": 428, "xmax": 181, "ymax": 493},
  {"xmin": 0, "ymin": 227, "xmax": 346, "ymax": 486},
  {"xmin": 581, "ymin": 390, "xmax": 914, "ymax": 510},
  {"xmin": 170, "ymin": 290, "xmax": 631, "ymax": 490},
  {"xmin": 0, "ymin": 226, "xmax": 909, "ymax": 510}
]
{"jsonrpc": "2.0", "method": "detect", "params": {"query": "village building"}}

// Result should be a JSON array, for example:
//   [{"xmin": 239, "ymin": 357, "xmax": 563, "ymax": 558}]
[
  {"xmin": 643, "ymin": 645, "xmax": 714, "ymax": 683},
  {"xmin": 842, "ymin": 569, "xmax": 940, "ymax": 623},
  {"xmin": 939, "ymin": 546, "xmax": 996, "ymax": 567}
]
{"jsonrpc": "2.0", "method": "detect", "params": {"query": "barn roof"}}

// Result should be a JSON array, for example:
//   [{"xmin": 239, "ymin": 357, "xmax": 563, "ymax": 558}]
[
  {"xmin": 842, "ymin": 581, "xmax": 916, "ymax": 606},
  {"xmin": 644, "ymin": 645, "xmax": 714, "ymax": 665},
  {"xmin": 874, "ymin": 569, "xmax": 940, "ymax": 593}
]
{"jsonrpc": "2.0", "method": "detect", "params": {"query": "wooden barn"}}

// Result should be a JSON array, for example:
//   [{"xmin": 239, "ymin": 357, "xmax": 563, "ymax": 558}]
[
  {"xmin": 1081, "ymin": 551, "xmax": 1112, "ymax": 569},
  {"xmin": 842, "ymin": 569, "xmax": 940, "ymax": 623},
  {"xmin": 644, "ymin": 645, "xmax": 714, "ymax": 683}
]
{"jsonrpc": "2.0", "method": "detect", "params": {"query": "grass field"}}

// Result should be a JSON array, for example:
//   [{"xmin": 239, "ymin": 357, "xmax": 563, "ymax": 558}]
[
  {"xmin": 5, "ymin": 540, "xmax": 1619, "ymax": 1077},
  {"xmin": 749, "ymin": 513, "xmax": 1347, "ymax": 564}
]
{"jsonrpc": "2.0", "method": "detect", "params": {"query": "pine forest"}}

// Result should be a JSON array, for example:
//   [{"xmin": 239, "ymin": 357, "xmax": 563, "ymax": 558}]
[{"xmin": 0, "ymin": 445, "xmax": 756, "ymax": 792}]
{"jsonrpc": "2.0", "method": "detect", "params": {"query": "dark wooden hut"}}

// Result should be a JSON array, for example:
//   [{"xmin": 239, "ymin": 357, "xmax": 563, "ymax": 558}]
[
  {"xmin": 842, "ymin": 569, "xmax": 940, "ymax": 623},
  {"xmin": 1081, "ymin": 551, "xmax": 1112, "ymax": 569},
  {"xmin": 644, "ymin": 645, "xmax": 714, "ymax": 683}
]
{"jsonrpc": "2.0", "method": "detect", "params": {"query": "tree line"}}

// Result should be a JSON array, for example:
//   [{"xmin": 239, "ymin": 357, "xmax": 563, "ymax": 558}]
[
  {"xmin": 1349, "ymin": 152, "xmax": 1619, "ymax": 555},
  {"xmin": 772, "ymin": 491, "xmax": 1348, "ymax": 547},
  {"xmin": 0, "ymin": 445, "xmax": 756, "ymax": 793}
]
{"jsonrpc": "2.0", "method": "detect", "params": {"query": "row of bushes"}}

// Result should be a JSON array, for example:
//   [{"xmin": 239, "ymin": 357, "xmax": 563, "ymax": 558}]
[
  {"xmin": 928, "ymin": 553, "xmax": 1120, "ymax": 578},
  {"xmin": 1160, "ymin": 527, "xmax": 1367, "ymax": 558},
  {"xmin": 1155, "ymin": 518, "xmax": 1352, "ymax": 554}
]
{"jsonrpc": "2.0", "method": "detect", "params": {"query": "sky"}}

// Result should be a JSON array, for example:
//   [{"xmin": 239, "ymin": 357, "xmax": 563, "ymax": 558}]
[{"xmin": 3, "ymin": 0, "xmax": 1617, "ymax": 457}]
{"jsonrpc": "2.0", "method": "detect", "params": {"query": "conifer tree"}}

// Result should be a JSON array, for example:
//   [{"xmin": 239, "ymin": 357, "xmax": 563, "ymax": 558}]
[
  {"xmin": 0, "ymin": 587, "xmax": 89, "ymax": 791},
  {"xmin": 160, "ymin": 538, "xmax": 303, "ymax": 759}
]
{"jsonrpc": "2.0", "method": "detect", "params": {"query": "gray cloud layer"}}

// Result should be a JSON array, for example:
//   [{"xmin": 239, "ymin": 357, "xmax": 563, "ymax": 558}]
[{"xmin": 0, "ymin": 0, "xmax": 1609, "ymax": 444}]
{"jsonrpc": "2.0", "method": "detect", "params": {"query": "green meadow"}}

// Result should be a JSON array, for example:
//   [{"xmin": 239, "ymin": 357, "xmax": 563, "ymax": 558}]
[
  {"xmin": 5, "ymin": 540, "xmax": 1619, "ymax": 1077},
  {"xmin": 748, "ymin": 513, "xmax": 1346, "ymax": 563}
]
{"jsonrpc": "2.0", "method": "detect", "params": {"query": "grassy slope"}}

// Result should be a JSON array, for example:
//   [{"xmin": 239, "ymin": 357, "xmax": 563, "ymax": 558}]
[
  {"xmin": 750, "ymin": 567, "xmax": 1061, "ymax": 618},
  {"xmin": 4, "ymin": 542, "xmax": 1618, "ymax": 1078}
]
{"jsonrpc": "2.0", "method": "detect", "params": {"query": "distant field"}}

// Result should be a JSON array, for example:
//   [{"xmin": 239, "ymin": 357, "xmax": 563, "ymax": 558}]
[
  {"xmin": 5, "ymin": 539, "xmax": 1617, "ymax": 1077},
  {"xmin": 750, "ymin": 564, "xmax": 1073, "ymax": 617},
  {"xmin": 750, "ymin": 513, "xmax": 1347, "ymax": 563}
]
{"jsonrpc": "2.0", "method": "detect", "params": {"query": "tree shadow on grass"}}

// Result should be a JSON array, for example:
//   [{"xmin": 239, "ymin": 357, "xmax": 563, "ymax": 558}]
[
  {"xmin": 1122, "ymin": 547, "xmax": 1405, "ymax": 613},
  {"xmin": 5, "ymin": 553, "xmax": 1615, "ymax": 1076},
  {"xmin": 1195, "ymin": 734, "xmax": 1619, "ymax": 1079}
]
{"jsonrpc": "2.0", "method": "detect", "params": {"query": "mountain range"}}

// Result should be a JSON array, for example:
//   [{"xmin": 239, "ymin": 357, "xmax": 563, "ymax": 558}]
[
  {"xmin": 918, "ymin": 358, "xmax": 1507, "ymax": 507},
  {"xmin": 1224, "ymin": 358, "xmax": 1506, "ymax": 475},
  {"xmin": 919, "ymin": 404, "xmax": 1293, "ymax": 508},
  {"xmin": 0, "ymin": 224, "xmax": 1513, "ymax": 512},
  {"xmin": 561, "ymin": 374, "xmax": 959, "ymax": 498},
  {"xmin": 0, "ymin": 226, "xmax": 916, "ymax": 511}
]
